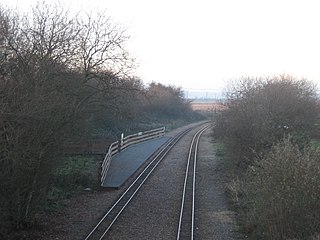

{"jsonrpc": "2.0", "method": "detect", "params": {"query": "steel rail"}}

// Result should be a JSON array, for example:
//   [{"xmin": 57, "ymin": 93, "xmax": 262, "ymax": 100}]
[
  {"xmin": 176, "ymin": 125, "xmax": 210, "ymax": 240},
  {"xmin": 84, "ymin": 127, "xmax": 194, "ymax": 240}
]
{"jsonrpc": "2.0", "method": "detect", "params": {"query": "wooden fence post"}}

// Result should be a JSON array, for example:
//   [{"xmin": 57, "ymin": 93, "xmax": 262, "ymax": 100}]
[{"xmin": 119, "ymin": 133, "xmax": 124, "ymax": 152}]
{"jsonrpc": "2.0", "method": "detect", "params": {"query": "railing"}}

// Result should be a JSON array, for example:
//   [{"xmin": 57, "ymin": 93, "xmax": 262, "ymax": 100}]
[
  {"xmin": 100, "ymin": 127, "xmax": 166, "ymax": 185},
  {"xmin": 100, "ymin": 141, "xmax": 119, "ymax": 184}
]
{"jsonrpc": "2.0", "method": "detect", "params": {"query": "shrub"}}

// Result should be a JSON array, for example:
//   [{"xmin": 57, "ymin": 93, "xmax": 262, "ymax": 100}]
[
  {"xmin": 236, "ymin": 138, "xmax": 320, "ymax": 239},
  {"xmin": 215, "ymin": 75, "xmax": 319, "ymax": 168}
]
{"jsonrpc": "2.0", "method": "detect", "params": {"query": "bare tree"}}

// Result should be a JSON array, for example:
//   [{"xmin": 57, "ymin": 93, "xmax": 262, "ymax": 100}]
[
  {"xmin": 76, "ymin": 11, "xmax": 135, "ymax": 80},
  {"xmin": 0, "ymin": 2, "xmax": 137, "ymax": 232}
]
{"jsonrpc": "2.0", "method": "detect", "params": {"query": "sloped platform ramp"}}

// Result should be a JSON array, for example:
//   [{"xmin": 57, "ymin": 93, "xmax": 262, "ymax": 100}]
[{"xmin": 102, "ymin": 136, "xmax": 171, "ymax": 188}]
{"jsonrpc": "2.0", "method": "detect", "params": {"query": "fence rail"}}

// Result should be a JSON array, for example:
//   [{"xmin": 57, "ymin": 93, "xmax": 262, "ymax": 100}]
[{"xmin": 101, "ymin": 127, "xmax": 166, "ymax": 185}]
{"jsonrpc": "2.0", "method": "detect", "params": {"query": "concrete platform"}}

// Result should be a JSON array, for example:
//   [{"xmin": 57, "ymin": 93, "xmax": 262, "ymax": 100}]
[{"xmin": 102, "ymin": 136, "xmax": 171, "ymax": 188}]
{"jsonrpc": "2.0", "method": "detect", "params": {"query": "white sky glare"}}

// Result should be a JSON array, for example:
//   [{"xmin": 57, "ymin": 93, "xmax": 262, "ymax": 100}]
[{"xmin": 2, "ymin": 0, "xmax": 320, "ymax": 91}]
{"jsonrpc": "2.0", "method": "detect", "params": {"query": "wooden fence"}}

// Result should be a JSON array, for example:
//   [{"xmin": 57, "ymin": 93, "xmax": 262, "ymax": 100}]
[{"xmin": 101, "ymin": 127, "xmax": 166, "ymax": 185}]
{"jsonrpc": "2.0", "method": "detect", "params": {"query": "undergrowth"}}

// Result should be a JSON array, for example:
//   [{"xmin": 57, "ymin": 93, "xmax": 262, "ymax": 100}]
[
  {"xmin": 46, "ymin": 156, "xmax": 99, "ymax": 207},
  {"xmin": 226, "ymin": 138, "xmax": 320, "ymax": 240}
]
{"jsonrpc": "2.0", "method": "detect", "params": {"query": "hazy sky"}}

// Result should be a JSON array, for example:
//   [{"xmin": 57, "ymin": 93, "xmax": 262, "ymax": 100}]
[{"xmin": 2, "ymin": 0, "xmax": 320, "ymax": 91}]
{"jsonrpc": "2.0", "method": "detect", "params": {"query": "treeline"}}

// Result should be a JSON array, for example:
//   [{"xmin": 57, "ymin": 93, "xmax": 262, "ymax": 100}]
[
  {"xmin": 0, "ymin": 3, "xmax": 200, "ymax": 235},
  {"xmin": 214, "ymin": 75, "xmax": 320, "ymax": 239}
]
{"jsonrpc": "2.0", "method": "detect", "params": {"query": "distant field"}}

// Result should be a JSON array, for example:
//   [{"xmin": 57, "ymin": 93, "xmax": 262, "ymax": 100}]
[{"xmin": 190, "ymin": 101, "xmax": 226, "ymax": 112}]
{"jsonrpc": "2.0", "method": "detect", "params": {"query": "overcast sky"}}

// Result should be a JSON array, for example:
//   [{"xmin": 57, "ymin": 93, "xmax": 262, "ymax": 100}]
[{"xmin": 2, "ymin": 0, "xmax": 320, "ymax": 91}]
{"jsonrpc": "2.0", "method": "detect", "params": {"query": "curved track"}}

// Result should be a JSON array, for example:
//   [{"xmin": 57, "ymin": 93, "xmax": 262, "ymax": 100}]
[{"xmin": 84, "ymin": 123, "xmax": 210, "ymax": 240}]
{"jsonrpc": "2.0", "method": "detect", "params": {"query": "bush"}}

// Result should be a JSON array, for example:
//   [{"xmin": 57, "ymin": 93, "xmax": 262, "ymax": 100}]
[
  {"xmin": 215, "ymin": 75, "xmax": 319, "ymax": 168},
  {"xmin": 233, "ymin": 138, "xmax": 320, "ymax": 239}
]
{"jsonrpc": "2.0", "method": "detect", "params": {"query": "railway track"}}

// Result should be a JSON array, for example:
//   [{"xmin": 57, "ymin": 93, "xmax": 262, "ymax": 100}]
[
  {"xmin": 176, "ymin": 125, "xmax": 209, "ymax": 240},
  {"xmin": 84, "ymin": 123, "xmax": 210, "ymax": 240}
]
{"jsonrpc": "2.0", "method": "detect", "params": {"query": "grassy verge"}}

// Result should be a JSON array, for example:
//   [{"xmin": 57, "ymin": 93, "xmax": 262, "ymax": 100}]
[{"xmin": 44, "ymin": 155, "xmax": 100, "ymax": 211}]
